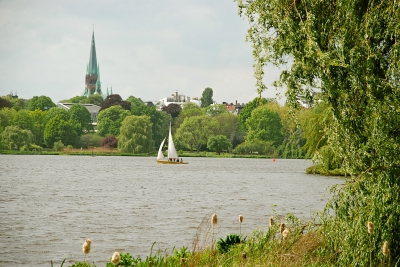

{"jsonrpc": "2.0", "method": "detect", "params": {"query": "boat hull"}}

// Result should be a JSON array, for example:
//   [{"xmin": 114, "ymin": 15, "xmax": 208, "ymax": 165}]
[{"xmin": 156, "ymin": 160, "xmax": 188, "ymax": 164}]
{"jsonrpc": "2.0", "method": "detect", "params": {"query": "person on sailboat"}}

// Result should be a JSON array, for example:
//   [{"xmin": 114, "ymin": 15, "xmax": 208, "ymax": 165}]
[{"xmin": 180, "ymin": 158, "xmax": 183, "ymax": 163}]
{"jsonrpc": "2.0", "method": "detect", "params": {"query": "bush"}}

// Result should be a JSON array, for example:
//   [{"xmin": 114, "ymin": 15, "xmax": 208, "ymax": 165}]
[
  {"xmin": 79, "ymin": 134, "xmax": 103, "ymax": 149},
  {"xmin": 216, "ymin": 234, "xmax": 244, "ymax": 254},
  {"xmin": 101, "ymin": 135, "xmax": 118, "ymax": 148},
  {"xmin": 53, "ymin": 140, "xmax": 64, "ymax": 151},
  {"xmin": 20, "ymin": 144, "xmax": 42, "ymax": 151}
]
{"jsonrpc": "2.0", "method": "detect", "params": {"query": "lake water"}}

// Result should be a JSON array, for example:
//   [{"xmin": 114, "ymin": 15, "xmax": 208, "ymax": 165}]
[{"xmin": 0, "ymin": 155, "xmax": 343, "ymax": 266}]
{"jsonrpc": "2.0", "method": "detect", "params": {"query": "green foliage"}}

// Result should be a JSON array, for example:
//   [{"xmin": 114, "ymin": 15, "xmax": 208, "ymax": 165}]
[
  {"xmin": 44, "ymin": 115, "xmax": 79, "ymax": 148},
  {"xmin": 20, "ymin": 144, "xmax": 42, "ymax": 151},
  {"xmin": 130, "ymin": 100, "xmax": 171, "ymax": 149},
  {"xmin": 233, "ymin": 139, "xmax": 275, "ymax": 156},
  {"xmin": 207, "ymin": 135, "xmax": 231, "ymax": 154},
  {"xmin": 1, "ymin": 126, "xmax": 33, "ymax": 150},
  {"xmin": 200, "ymin": 87, "xmax": 213, "ymax": 108},
  {"xmin": 204, "ymin": 104, "xmax": 227, "ymax": 117},
  {"xmin": 12, "ymin": 109, "xmax": 34, "ymax": 131},
  {"xmin": 79, "ymin": 134, "xmax": 102, "ymax": 149},
  {"xmin": 246, "ymin": 106, "xmax": 284, "ymax": 146},
  {"xmin": 53, "ymin": 140, "xmax": 65, "ymax": 151},
  {"xmin": 30, "ymin": 109, "xmax": 47, "ymax": 147},
  {"xmin": 238, "ymin": 97, "xmax": 272, "ymax": 130},
  {"xmin": 173, "ymin": 102, "xmax": 204, "ymax": 132},
  {"xmin": 28, "ymin": 95, "xmax": 56, "ymax": 111},
  {"xmin": 0, "ymin": 107, "xmax": 17, "ymax": 129},
  {"xmin": 175, "ymin": 115, "xmax": 219, "ymax": 152},
  {"xmin": 68, "ymin": 104, "xmax": 94, "ymax": 135},
  {"xmin": 96, "ymin": 105, "xmax": 130, "ymax": 137},
  {"xmin": 118, "ymin": 115, "xmax": 155, "ymax": 154},
  {"xmin": 87, "ymin": 94, "xmax": 104, "ymax": 106},
  {"xmin": 237, "ymin": 0, "xmax": 400, "ymax": 264},
  {"xmin": 45, "ymin": 107, "xmax": 70, "ymax": 122},
  {"xmin": 216, "ymin": 234, "xmax": 243, "ymax": 254}
]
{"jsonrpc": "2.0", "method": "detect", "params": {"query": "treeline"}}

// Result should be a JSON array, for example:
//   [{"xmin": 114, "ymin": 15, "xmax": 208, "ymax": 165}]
[{"xmin": 0, "ymin": 92, "xmax": 329, "ymax": 160}]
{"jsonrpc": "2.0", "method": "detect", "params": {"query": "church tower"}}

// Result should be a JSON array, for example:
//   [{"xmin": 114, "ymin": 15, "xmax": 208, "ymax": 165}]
[{"xmin": 84, "ymin": 31, "xmax": 102, "ymax": 97}]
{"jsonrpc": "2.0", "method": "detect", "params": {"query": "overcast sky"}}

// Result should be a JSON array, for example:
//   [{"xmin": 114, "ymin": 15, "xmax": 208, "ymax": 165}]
[{"xmin": 0, "ymin": 0, "xmax": 286, "ymax": 105}]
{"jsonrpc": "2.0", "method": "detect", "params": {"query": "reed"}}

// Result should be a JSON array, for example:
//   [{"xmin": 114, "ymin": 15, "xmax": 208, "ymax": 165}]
[
  {"xmin": 82, "ymin": 239, "xmax": 91, "ymax": 262},
  {"xmin": 111, "ymin": 251, "xmax": 120, "ymax": 266},
  {"xmin": 239, "ymin": 214, "xmax": 243, "ymax": 235}
]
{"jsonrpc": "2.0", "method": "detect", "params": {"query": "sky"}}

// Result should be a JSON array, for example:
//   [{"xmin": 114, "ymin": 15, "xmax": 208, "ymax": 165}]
[{"xmin": 0, "ymin": 0, "xmax": 286, "ymax": 105}]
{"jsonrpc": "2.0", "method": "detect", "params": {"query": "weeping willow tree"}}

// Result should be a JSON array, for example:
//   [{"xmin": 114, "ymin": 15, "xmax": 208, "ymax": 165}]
[{"xmin": 237, "ymin": 0, "xmax": 400, "ymax": 265}]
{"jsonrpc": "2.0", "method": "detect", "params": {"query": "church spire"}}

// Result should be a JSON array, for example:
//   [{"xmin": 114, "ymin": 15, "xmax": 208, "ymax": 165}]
[{"xmin": 88, "ymin": 31, "xmax": 98, "ymax": 75}]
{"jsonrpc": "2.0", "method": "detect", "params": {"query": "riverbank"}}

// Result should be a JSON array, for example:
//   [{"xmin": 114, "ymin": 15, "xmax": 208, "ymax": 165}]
[{"xmin": 0, "ymin": 148, "xmax": 304, "ymax": 159}]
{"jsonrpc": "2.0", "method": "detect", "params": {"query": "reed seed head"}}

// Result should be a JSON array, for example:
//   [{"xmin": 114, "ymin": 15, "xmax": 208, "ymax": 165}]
[
  {"xmin": 82, "ymin": 239, "xmax": 91, "ymax": 254},
  {"xmin": 269, "ymin": 216, "xmax": 274, "ymax": 227},
  {"xmin": 111, "ymin": 251, "xmax": 120, "ymax": 265},
  {"xmin": 282, "ymin": 228, "xmax": 289, "ymax": 238},
  {"xmin": 239, "ymin": 215, "xmax": 243, "ymax": 223},
  {"xmin": 382, "ymin": 241, "xmax": 389, "ymax": 256},
  {"xmin": 211, "ymin": 213, "xmax": 218, "ymax": 225},
  {"xmin": 280, "ymin": 223, "xmax": 285, "ymax": 234},
  {"xmin": 367, "ymin": 221, "xmax": 374, "ymax": 234}
]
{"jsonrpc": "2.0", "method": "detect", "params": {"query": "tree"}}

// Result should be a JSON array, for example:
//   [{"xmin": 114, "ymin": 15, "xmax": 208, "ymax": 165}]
[
  {"xmin": 68, "ymin": 104, "xmax": 93, "ymax": 135},
  {"xmin": 60, "ymin": 96, "xmax": 88, "ymax": 104},
  {"xmin": 204, "ymin": 104, "xmax": 227, "ymax": 117},
  {"xmin": 246, "ymin": 106, "xmax": 283, "ymax": 146},
  {"xmin": 96, "ymin": 105, "xmax": 131, "ymax": 137},
  {"xmin": 45, "ymin": 107, "xmax": 69, "ymax": 122},
  {"xmin": 101, "ymin": 135, "xmax": 118, "ymax": 149},
  {"xmin": 175, "ymin": 115, "xmax": 219, "ymax": 152},
  {"xmin": 28, "ymin": 96, "xmax": 56, "ymax": 111},
  {"xmin": 207, "ymin": 135, "xmax": 231, "ymax": 154},
  {"xmin": 99, "ymin": 94, "xmax": 130, "ymax": 112},
  {"xmin": 173, "ymin": 102, "xmax": 205, "ymax": 132},
  {"xmin": 237, "ymin": 0, "xmax": 400, "ymax": 263},
  {"xmin": 12, "ymin": 110, "xmax": 33, "ymax": 131},
  {"xmin": 0, "ymin": 97, "xmax": 11, "ymax": 109},
  {"xmin": 0, "ymin": 107, "xmax": 17, "ymax": 129},
  {"xmin": 1, "ymin": 126, "xmax": 33, "ymax": 150},
  {"xmin": 44, "ymin": 114, "xmax": 79, "ymax": 147},
  {"xmin": 126, "ymin": 95, "xmax": 144, "ymax": 113},
  {"xmin": 87, "ymin": 94, "xmax": 104, "ymax": 106},
  {"xmin": 118, "ymin": 115, "xmax": 155, "ymax": 154},
  {"xmin": 30, "ymin": 109, "xmax": 47, "ymax": 146},
  {"xmin": 214, "ymin": 113, "xmax": 239, "ymax": 138},
  {"xmin": 200, "ymin": 87, "xmax": 213, "ymax": 108},
  {"xmin": 238, "ymin": 97, "xmax": 273, "ymax": 130},
  {"xmin": 161, "ymin": 103, "xmax": 182, "ymax": 119}
]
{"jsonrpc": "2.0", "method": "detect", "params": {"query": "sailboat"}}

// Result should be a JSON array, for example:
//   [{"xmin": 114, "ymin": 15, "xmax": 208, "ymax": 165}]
[{"xmin": 156, "ymin": 123, "xmax": 188, "ymax": 164}]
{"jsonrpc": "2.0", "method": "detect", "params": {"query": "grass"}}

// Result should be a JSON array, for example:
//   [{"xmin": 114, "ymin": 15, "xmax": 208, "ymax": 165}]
[{"xmin": 54, "ymin": 213, "xmax": 342, "ymax": 267}]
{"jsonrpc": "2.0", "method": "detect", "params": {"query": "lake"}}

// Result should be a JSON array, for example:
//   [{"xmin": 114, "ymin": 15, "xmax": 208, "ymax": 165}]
[{"xmin": 0, "ymin": 155, "xmax": 343, "ymax": 266}]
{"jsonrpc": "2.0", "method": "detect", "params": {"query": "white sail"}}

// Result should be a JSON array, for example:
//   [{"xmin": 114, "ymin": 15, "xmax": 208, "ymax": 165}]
[
  {"xmin": 167, "ymin": 123, "xmax": 178, "ymax": 159},
  {"xmin": 157, "ymin": 138, "xmax": 166, "ymax": 160}
]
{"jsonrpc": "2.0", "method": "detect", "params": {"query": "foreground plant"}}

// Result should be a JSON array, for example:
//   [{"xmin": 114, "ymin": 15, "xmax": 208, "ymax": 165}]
[{"xmin": 237, "ymin": 0, "xmax": 400, "ymax": 264}]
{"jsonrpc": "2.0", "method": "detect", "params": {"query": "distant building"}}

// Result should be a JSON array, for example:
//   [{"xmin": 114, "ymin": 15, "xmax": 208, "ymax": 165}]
[
  {"xmin": 57, "ymin": 103, "xmax": 101, "ymax": 130},
  {"xmin": 158, "ymin": 91, "xmax": 200, "ymax": 108},
  {"xmin": 222, "ymin": 100, "xmax": 244, "ymax": 115},
  {"xmin": 83, "ymin": 31, "xmax": 112, "ymax": 99}
]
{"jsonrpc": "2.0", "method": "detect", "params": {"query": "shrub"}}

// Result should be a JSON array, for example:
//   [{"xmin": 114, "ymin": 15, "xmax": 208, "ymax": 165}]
[
  {"xmin": 101, "ymin": 135, "xmax": 118, "ymax": 148},
  {"xmin": 79, "ymin": 134, "xmax": 103, "ymax": 149},
  {"xmin": 216, "ymin": 234, "xmax": 244, "ymax": 254},
  {"xmin": 53, "ymin": 140, "xmax": 64, "ymax": 151}
]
